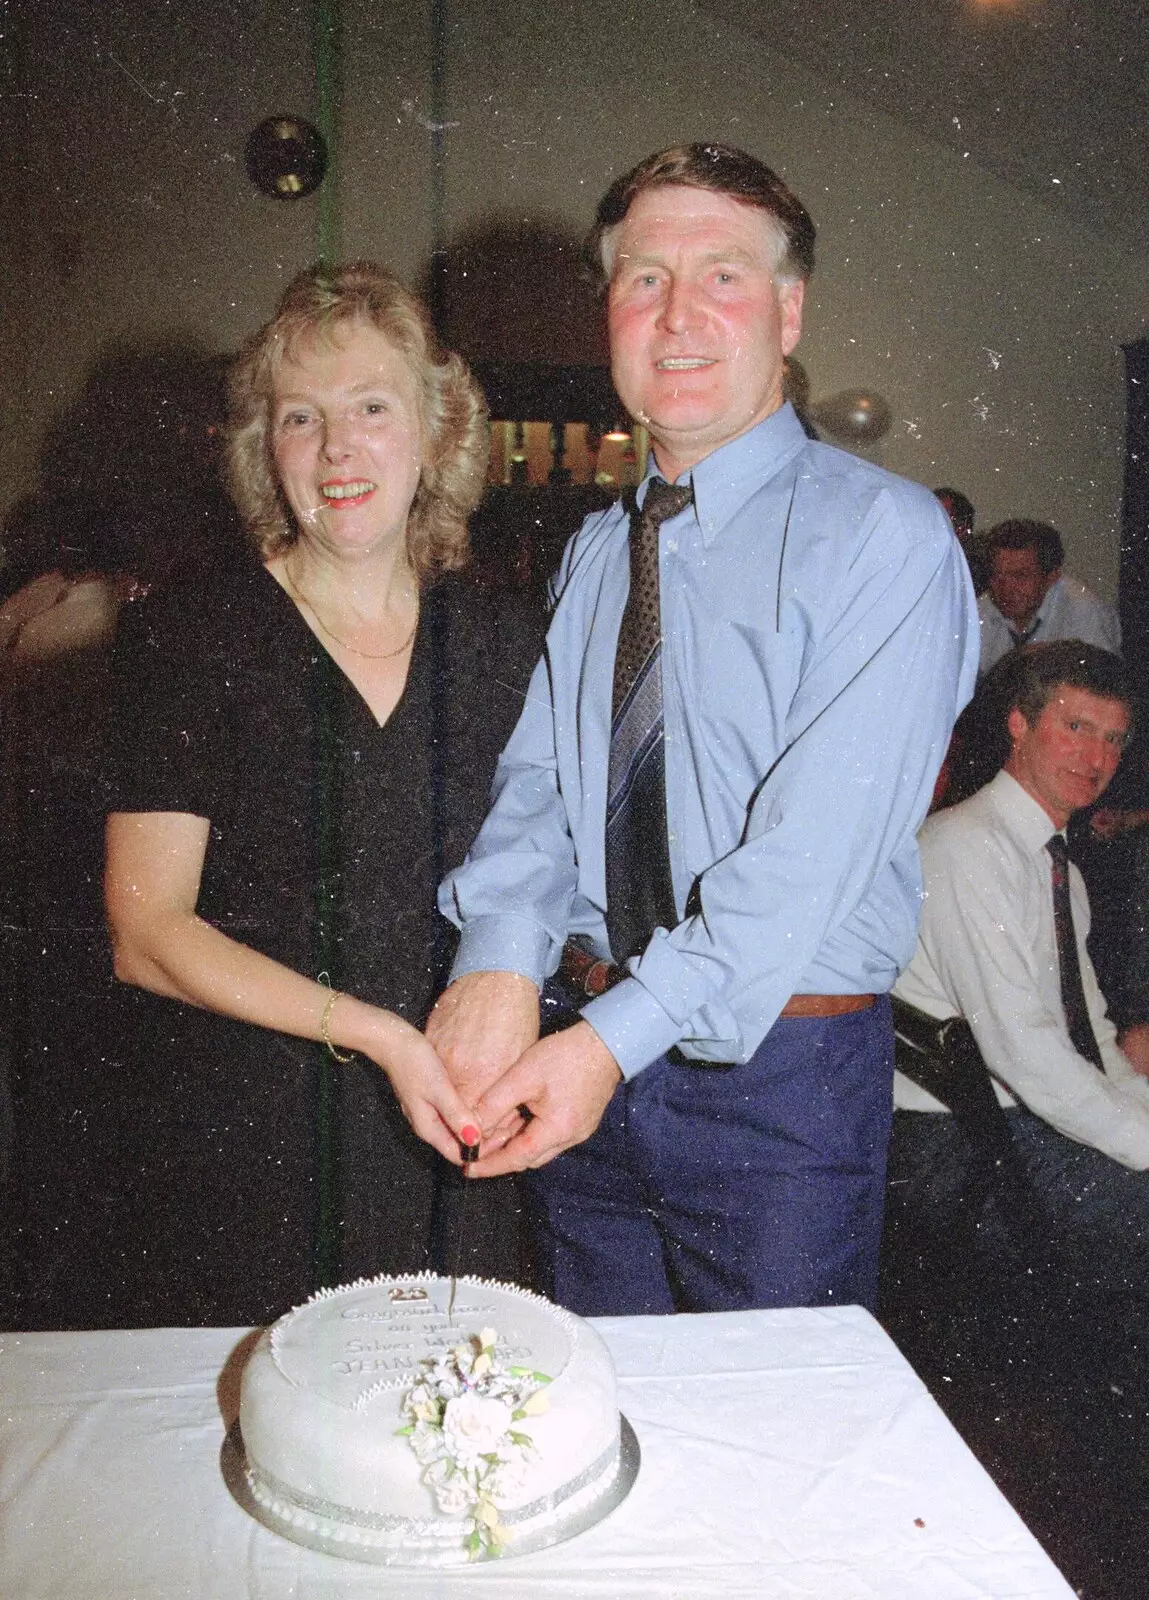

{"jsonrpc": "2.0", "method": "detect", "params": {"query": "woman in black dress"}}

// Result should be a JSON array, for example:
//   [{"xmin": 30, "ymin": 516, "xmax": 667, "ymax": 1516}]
[{"xmin": 94, "ymin": 264, "xmax": 542, "ymax": 1326}]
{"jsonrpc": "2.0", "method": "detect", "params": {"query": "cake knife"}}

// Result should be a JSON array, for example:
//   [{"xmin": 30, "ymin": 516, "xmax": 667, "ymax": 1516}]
[{"xmin": 447, "ymin": 1123, "xmax": 482, "ymax": 1322}]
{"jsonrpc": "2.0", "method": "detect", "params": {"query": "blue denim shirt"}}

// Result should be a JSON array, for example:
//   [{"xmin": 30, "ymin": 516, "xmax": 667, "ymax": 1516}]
[{"xmin": 440, "ymin": 404, "xmax": 979, "ymax": 1077}]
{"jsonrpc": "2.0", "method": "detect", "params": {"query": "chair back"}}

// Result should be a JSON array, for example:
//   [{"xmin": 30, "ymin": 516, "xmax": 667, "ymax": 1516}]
[{"xmin": 891, "ymin": 995, "xmax": 1030, "ymax": 1212}]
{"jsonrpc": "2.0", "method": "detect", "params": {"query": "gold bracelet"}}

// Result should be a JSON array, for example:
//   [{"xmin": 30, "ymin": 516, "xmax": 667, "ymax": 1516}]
[{"xmin": 318, "ymin": 977, "xmax": 354, "ymax": 1063}]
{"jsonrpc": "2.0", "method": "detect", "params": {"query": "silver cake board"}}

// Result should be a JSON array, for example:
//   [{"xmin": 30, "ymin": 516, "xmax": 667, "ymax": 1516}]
[{"xmin": 221, "ymin": 1416, "xmax": 640, "ymax": 1567}]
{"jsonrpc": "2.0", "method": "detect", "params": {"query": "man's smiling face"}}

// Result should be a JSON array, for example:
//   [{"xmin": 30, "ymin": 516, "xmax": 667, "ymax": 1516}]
[
  {"xmin": 1006, "ymin": 684, "xmax": 1130, "ymax": 830},
  {"xmin": 606, "ymin": 184, "xmax": 804, "ymax": 483}
]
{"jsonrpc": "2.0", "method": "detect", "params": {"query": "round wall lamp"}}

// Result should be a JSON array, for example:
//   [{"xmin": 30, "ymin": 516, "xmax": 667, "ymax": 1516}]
[
  {"xmin": 245, "ymin": 116, "xmax": 327, "ymax": 200},
  {"xmin": 810, "ymin": 389, "xmax": 892, "ymax": 446}
]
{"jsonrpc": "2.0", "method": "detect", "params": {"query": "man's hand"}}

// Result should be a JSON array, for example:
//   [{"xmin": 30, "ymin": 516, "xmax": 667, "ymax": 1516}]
[
  {"xmin": 1091, "ymin": 807, "xmax": 1149, "ymax": 841},
  {"xmin": 1119, "ymin": 1023, "xmax": 1149, "ymax": 1078},
  {"xmin": 1090, "ymin": 807, "xmax": 1126, "ymax": 841},
  {"xmin": 465, "ymin": 1021, "xmax": 623, "ymax": 1178},
  {"xmin": 425, "ymin": 970, "xmax": 540, "ymax": 1106}
]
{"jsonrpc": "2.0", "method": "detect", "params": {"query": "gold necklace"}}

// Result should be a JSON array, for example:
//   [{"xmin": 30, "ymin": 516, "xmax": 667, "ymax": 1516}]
[{"xmin": 284, "ymin": 564, "xmax": 419, "ymax": 661}]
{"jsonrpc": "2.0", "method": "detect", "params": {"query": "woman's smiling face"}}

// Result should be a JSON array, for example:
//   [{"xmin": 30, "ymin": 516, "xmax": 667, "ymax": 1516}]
[{"xmin": 271, "ymin": 320, "xmax": 425, "ymax": 562}]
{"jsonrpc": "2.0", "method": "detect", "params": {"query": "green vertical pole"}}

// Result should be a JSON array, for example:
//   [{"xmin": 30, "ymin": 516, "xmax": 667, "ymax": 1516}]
[
  {"xmin": 313, "ymin": 0, "xmax": 343, "ymax": 1289},
  {"xmin": 316, "ymin": 0, "xmax": 342, "ymax": 270},
  {"xmin": 313, "ymin": 683, "xmax": 342, "ymax": 1292},
  {"xmin": 428, "ymin": 0, "xmax": 447, "ymax": 330}
]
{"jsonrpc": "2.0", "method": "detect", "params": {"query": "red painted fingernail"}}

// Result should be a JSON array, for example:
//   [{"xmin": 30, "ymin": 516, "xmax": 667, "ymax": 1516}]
[{"xmin": 460, "ymin": 1124, "xmax": 481, "ymax": 1146}]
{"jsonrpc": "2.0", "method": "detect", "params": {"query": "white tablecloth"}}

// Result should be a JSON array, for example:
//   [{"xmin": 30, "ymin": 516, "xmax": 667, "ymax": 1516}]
[{"xmin": 0, "ymin": 1305, "xmax": 1073, "ymax": 1599}]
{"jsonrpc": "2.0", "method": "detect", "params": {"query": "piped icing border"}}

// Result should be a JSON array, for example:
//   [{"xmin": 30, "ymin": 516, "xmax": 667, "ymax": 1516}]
[{"xmin": 267, "ymin": 1272, "xmax": 578, "ymax": 1393}]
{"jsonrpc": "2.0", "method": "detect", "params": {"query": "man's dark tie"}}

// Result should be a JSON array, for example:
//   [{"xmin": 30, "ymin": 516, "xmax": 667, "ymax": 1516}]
[
  {"xmin": 1008, "ymin": 618, "xmax": 1041, "ymax": 650},
  {"xmin": 605, "ymin": 478, "xmax": 692, "ymax": 965},
  {"xmin": 1046, "ymin": 834, "xmax": 1105, "ymax": 1070}
]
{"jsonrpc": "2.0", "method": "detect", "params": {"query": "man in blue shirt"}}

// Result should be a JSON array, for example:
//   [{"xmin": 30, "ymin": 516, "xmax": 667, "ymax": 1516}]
[{"xmin": 429, "ymin": 143, "xmax": 979, "ymax": 1315}]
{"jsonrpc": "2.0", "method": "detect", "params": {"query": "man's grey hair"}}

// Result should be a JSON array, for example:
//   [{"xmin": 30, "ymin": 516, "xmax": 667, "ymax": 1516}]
[{"xmin": 586, "ymin": 142, "xmax": 816, "ymax": 291}]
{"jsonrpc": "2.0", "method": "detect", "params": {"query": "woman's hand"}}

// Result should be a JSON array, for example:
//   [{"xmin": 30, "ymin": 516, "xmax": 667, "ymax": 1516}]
[{"xmin": 335, "ymin": 999, "xmax": 478, "ymax": 1165}]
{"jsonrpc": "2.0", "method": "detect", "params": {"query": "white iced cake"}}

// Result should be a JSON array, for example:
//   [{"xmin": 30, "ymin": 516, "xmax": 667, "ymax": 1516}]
[{"xmin": 239, "ymin": 1273, "xmax": 622, "ymax": 1563}]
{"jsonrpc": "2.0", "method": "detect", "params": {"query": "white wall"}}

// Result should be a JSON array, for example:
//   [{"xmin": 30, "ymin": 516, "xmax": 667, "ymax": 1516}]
[
  {"xmin": 399, "ymin": 0, "xmax": 1147, "ymax": 595},
  {"xmin": 2, "ymin": 2, "xmax": 328, "ymax": 517},
  {"xmin": 6, "ymin": 0, "xmax": 1147, "ymax": 596}
]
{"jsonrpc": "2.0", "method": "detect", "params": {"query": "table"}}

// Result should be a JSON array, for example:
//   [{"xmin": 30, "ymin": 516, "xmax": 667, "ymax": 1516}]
[{"xmin": 0, "ymin": 1306, "xmax": 1074, "ymax": 1599}]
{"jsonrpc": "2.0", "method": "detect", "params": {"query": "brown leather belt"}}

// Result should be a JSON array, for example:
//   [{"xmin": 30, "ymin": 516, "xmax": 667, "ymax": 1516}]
[
  {"xmin": 779, "ymin": 992, "xmax": 875, "ymax": 1018},
  {"xmin": 559, "ymin": 942, "xmax": 621, "ymax": 998},
  {"xmin": 559, "ymin": 940, "xmax": 875, "ymax": 1016}
]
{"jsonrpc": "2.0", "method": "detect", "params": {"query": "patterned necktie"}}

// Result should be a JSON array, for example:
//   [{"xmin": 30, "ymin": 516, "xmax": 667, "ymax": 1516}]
[
  {"xmin": 605, "ymin": 478, "xmax": 693, "ymax": 965},
  {"xmin": 1046, "ymin": 834, "xmax": 1105, "ymax": 1070}
]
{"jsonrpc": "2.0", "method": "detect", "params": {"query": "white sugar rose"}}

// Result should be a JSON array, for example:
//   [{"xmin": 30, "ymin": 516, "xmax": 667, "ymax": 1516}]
[
  {"xmin": 409, "ymin": 1421, "xmax": 447, "ymax": 1466},
  {"xmin": 488, "ymin": 1454, "xmax": 531, "ymax": 1504},
  {"xmin": 427, "ymin": 1466, "xmax": 475, "ymax": 1515},
  {"xmin": 441, "ymin": 1392, "xmax": 512, "ymax": 1466}
]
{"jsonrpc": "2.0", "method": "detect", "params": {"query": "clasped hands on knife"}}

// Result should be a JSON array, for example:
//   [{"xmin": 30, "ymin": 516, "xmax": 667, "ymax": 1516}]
[{"xmin": 424, "ymin": 970, "xmax": 623, "ymax": 1177}]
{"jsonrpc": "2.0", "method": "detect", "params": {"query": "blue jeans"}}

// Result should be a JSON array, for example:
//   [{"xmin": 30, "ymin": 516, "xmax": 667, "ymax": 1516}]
[{"xmin": 526, "ymin": 998, "xmax": 893, "ymax": 1316}]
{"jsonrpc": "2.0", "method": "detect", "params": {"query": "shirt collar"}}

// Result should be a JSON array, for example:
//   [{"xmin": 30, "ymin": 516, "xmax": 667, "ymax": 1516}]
[
  {"xmin": 1034, "ymin": 575, "xmax": 1062, "ymax": 625},
  {"xmin": 987, "ymin": 768, "xmax": 1066, "ymax": 855},
  {"xmin": 639, "ymin": 403, "xmax": 810, "ymax": 548}
]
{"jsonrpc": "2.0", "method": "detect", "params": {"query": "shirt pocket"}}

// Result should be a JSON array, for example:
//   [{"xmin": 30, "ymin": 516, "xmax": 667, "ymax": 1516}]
[{"xmin": 688, "ymin": 611, "xmax": 801, "ymax": 785}]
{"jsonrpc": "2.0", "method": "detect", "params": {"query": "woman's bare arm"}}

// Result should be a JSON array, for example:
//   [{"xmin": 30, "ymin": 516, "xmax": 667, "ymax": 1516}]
[{"xmin": 104, "ymin": 811, "xmax": 473, "ymax": 1162}]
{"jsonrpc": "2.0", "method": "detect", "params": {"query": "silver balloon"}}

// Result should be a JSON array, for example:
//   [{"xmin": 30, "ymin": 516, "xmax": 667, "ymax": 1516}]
[{"xmin": 811, "ymin": 390, "xmax": 892, "ymax": 444}]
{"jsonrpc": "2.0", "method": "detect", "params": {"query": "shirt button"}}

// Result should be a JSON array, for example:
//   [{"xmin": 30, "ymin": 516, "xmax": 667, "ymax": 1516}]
[{"xmin": 666, "ymin": 539, "xmax": 678, "ymax": 553}]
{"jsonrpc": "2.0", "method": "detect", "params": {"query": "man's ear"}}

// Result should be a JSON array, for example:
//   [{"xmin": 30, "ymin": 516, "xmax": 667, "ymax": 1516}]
[
  {"xmin": 1006, "ymin": 706, "xmax": 1029, "ymax": 747},
  {"xmin": 1042, "ymin": 565, "xmax": 1063, "ymax": 597},
  {"xmin": 779, "ymin": 279, "xmax": 805, "ymax": 357}
]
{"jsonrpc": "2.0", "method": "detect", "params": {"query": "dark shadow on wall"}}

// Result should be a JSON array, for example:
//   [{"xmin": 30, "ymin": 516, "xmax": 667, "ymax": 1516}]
[
  {"xmin": 1, "ymin": 337, "xmax": 249, "ymax": 1004},
  {"xmin": 1, "ymin": 338, "xmax": 245, "ymax": 600},
  {"xmin": 1, "ymin": 340, "xmax": 247, "ymax": 1326},
  {"xmin": 418, "ymin": 217, "xmax": 619, "ymax": 599},
  {"xmin": 419, "ymin": 213, "xmax": 610, "ymax": 367}
]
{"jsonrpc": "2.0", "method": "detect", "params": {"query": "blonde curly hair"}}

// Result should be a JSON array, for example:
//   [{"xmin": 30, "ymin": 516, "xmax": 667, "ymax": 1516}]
[{"xmin": 226, "ymin": 262, "xmax": 489, "ymax": 583}]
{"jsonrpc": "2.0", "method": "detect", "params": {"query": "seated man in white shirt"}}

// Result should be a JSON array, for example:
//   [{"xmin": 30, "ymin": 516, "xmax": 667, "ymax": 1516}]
[
  {"xmin": 977, "ymin": 520, "xmax": 1121, "ymax": 676},
  {"xmin": 891, "ymin": 641, "xmax": 1149, "ymax": 1291}
]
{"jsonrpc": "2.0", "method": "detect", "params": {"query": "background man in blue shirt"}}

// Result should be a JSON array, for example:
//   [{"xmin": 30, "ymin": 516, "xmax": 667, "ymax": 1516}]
[{"xmin": 429, "ymin": 143, "xmax": 979, "ymax": 1315}]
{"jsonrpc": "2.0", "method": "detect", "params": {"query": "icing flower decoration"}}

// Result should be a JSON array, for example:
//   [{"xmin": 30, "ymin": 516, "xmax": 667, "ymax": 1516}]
[
  {"xmin": 441, "ymin": 1392, "xmax": 515, "ymax": 1466},
  {"xmin": 397, "ymin": 1328, "xmax": 551, "ymax": 1558}
]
